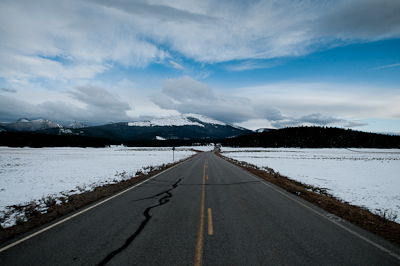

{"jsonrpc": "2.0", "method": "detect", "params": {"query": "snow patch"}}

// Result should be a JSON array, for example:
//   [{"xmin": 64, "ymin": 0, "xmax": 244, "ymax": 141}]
[
  {"xmin": 66, "ymin": 122, "xmax": 87, "ymax": 129},
  {"xmin": 0, "ymin": 146, "xmax": 197, "ymax": 228},
  {"xmin": 10, "ymin": 119, "xmax": 62, "ymax": 131},
  {"xmin": 255, "ymin": 128, "xmax": 273, "ymax": 133},
  {"xmin": 222, "ymin": 147, "xmax": 400, "ymax": 223},
  {"xmin": 59, "ymin": 128, "xmax": 73, "ymax": 134},
  {"xmin": 182, "ymin": 113, "xmax": 226, "ymax": 126},
  {"xmin": 16, "ymin": 118, "xmax": 30, "ymax": 123}
]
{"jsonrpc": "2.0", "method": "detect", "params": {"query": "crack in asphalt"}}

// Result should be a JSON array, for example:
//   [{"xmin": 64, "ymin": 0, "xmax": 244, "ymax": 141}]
[
  {"xmin": 137, "ymin": 179, "xmax": 261, "ymax": 189},
  {"xmin": 200, "ymin": 181, "xmax": 261, "ymax": 186},
  {"xmin": 172, "ymin": 180, "xmax": 260, "ymax": 186},
  {"xmin": 97, "ymin": 178, "xmax": 182, "ymax": 266},
  {"xmin": 128, "ymin": 180, "xmax": 260, "ymax": 204}
]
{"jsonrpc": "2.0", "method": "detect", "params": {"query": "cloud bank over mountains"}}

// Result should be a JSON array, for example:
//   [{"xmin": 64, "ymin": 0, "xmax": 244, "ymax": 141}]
[
  {"xmin": 153, "ymin": 76, "xmax": 366, "ymax": 128},
  {"xmin": 0, "ymin": 85, "xmax": 132, "ymax": 125},
  {"xmin": 1, "ymin": 74, "xmax": 372, "ymax": 129}
]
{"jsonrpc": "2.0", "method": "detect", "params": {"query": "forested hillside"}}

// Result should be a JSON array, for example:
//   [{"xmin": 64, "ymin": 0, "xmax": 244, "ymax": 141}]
[
  {"xmin": 220, "ymin": 127, "xmax": 400, "ymax": 148},
  {"xmin": 0, "ymin": 132, "xmax": 117, "ymax": 148}
]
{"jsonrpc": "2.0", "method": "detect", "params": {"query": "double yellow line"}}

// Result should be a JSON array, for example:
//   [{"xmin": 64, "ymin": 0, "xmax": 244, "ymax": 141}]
[{"xmin": 194, "ymin": 159, "xmax": 213, "ymax": 266}]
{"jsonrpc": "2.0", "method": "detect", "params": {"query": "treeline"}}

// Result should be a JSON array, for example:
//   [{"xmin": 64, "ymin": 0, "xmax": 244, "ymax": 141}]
[
  {"xmin": 0, "ymin": 132, "xmax": 118, "ymax": 148},
  {"xmin": 125, "ymin": 139, "xmax": 212, "ymax": 147},
  {"xmin": 0, "ymin": 132, "xmax": 214, "ymax": 148},
  {"xmin": 2, "ymin": 127, "xmax": 399, "ymax": 148},
  {"xmin": 219, "ymin": 126, "xmax": 400, "ymax": 148}
]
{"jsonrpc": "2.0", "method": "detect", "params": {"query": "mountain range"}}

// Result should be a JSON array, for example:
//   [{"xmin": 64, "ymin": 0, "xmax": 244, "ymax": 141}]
[
  {"xmin": 0, "ymin": 114, "xmax": 252, "ymax": 141},
  {"xmin": 1, "ymin": 115, "xmax": 399, "ymax": 148},
  {"xmin": 0, "ymin": 118, "xmax": 87, "ymax": 132}
]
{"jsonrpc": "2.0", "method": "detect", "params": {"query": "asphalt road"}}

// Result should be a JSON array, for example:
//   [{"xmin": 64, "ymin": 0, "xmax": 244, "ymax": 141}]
[{"xmin": 1, "ymin": 151, "xmax": 400, "ymax": 265}]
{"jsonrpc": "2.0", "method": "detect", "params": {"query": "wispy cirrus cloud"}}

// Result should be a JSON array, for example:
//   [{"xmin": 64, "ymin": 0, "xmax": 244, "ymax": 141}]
[
  {"xmin": 373, "ymin": 63, "xmax": 400, "ymax": 70},
  {"xmin": 225, "ymin": 59, "xmax": 285, "ymax": 71},
  {"xmin": 169, "ymin": 60, "xmax": 185, "ymax": 70}
]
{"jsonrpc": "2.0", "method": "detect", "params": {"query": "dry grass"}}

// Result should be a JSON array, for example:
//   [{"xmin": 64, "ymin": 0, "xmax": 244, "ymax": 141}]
[{"xmin": 217, "ymin": 153, "xmax": 400, "ymax": 247}]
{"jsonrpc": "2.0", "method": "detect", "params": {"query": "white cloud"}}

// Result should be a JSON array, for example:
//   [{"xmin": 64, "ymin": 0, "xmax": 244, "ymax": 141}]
[
  {"xmin": 2, "ymin": 0, "xmax": 399, "ymax": 84},
  {"xmin": 225, "ymin": 60, "xmax": 284, "ymax": 71},
  {"xmin": 1, "ymin": 0, "xmax": 399, "ymax": 130},
  {"xmin": 160, "ymin": 76, "xmax": 216, "ymax": 102},
  {"xmin": 0, "ymin": 85, "xmax": 133, "ymax": 125},
  {"xmin": 344, "ymin": 120, "xmax": 369, "ymax": 128},
  {"xmin": 152, "ymin": 76, "xmax": 362, "ymax": 128},
  {"xmin": 169, "ymin": 60, "xmax": 184, "ymax": 70},
  {"xmin": 153, "ymin": 76, "xmax": 258, "ymax": 123},
  {"xmin": 0, "ymin": 53, "xmax": 108, "ymax": 80},
  {"xmin": 271, "ymin": 113, "xmax": 345, "ymax": 128},
  {"xmin": 0, "ymin": 95, "xmax": 44, "ymax": 122},
  {"xmin": 0, "ymin": 0, "xmax": 168, "ymax": 81},
  {"xmin": 67, "ymin": 85, "xmax": 132, "ymax": 119},
  {"xmin": 234, "ymin": 82, "xmax": 400, "ymax": 120}
]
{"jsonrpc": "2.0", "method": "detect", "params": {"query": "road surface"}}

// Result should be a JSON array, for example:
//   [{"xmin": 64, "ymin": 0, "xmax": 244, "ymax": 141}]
[{"xmin": 1, "ymin": 151, "xmax": 400, "ymax": 265}]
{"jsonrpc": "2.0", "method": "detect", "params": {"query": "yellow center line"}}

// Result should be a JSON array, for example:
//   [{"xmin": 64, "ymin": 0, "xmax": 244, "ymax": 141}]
[
  {"xmin": 194, "ymin": 159, "xmax": 207, "ymax": 266},
  {"xmin": 207, "ymin": 208, "xmax": 214, "ymax": 236}
]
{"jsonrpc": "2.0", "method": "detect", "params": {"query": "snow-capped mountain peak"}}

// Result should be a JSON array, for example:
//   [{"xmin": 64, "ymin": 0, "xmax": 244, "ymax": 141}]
[
  {"xmin": 255, "ymin": 128, "xmax": 274, "ymax": 133},
  {"xmin": 6, "ymin": 118, "xmax": 62, "ymax": 131},
  {"xmin": 128, "ymin": 113, "xmax": 227, "ymax": 127},
  {"xmin": 66, "ymin": 121, "xmax": 88, "ymax": 129},
  {"xmin": 16, "ymin": 118, "xmax": 30, "ymax": 123},
  {"xmin": 182, "ymin": 113, "xmax": 226, "ymax": 126}
]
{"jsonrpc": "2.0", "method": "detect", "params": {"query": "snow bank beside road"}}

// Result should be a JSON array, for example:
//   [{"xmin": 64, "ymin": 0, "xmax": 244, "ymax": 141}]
[
  {"xmin": 0, "ymin": 146, "xmax": 195, "ymax": 227},
  {"xmin": 221, "ymin": 148, "xmax": 400, "ymax": 223}
]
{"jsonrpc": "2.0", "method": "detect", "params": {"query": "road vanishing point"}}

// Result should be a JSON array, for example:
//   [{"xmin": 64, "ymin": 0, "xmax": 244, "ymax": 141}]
[{"xmin": 1, "ymin": 151, "xmax": 400, "ymax": 265}]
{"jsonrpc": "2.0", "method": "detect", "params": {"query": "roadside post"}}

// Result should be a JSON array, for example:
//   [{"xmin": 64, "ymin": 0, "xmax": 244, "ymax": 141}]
[{"xmin": 172, "ymin": 146, "xmax": 175, "ymax": 161}]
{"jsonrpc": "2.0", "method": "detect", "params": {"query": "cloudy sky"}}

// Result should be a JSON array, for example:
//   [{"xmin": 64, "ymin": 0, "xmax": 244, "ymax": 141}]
[{"xmin": 0, "ymin": 0, "xmax": 399, "ymax": 133}]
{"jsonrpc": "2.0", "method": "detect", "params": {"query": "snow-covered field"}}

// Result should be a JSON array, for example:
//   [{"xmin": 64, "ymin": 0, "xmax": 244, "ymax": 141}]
[
  {"xmin": 2, "ymin": 145, "xmax": 397, "ymax": 227},
  {"xmin": 0, "ymin": 146, "xmax": 212, "ymax": 227},
  {"xmin": 221, "ymin": 147, "xmax": 400, "ymax": 223}
]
